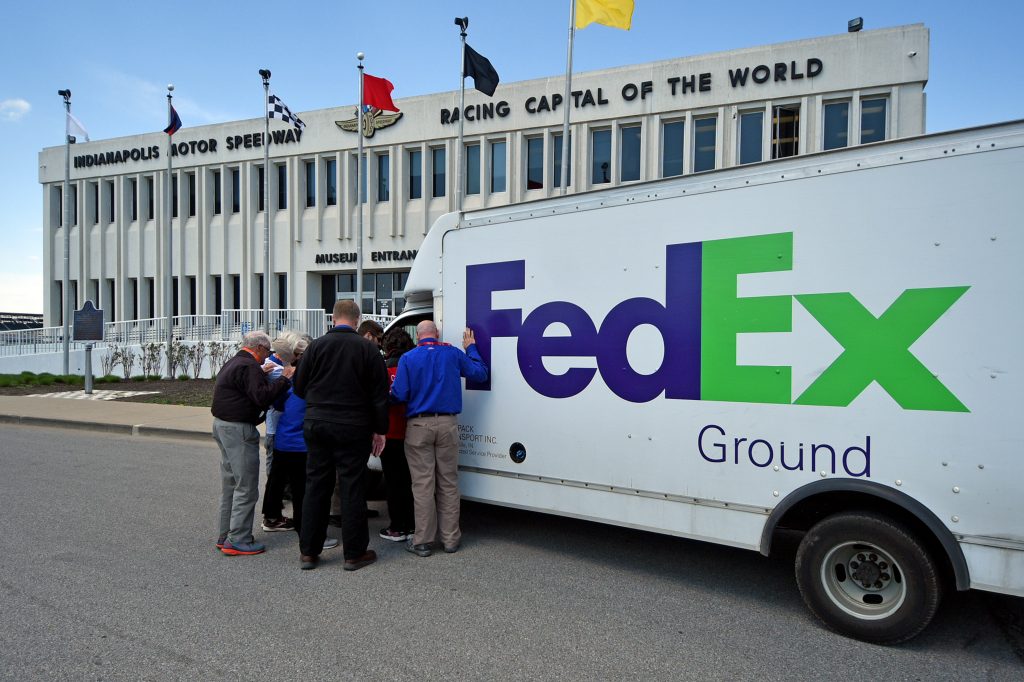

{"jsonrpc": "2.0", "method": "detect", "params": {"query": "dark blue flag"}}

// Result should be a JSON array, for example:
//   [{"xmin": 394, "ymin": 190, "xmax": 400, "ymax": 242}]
[{"xmin": 164, "ymin": 105, "xmax": 182, "ymax": 136}]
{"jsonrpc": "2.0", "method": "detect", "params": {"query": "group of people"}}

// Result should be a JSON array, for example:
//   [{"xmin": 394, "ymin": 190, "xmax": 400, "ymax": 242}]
[{"xmin": 210, "ymin": 299, "xmax": 488, "ymax": 571}]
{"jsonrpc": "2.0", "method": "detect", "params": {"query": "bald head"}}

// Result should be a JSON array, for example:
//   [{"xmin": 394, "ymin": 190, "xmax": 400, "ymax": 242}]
[{"xmin": 416, "ymin": 320, "xmax": 439, "ymax": 342}]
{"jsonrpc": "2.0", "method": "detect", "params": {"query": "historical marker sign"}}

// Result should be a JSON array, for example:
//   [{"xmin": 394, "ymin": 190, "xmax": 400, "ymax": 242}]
[{"xmin": 73, "ymin": 300, "xmax": 104, "ymax": 341}]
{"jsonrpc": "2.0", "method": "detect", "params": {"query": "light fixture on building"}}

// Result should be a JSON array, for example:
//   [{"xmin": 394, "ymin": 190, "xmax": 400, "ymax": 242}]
[{"xmin": 848, "ymin": 17, "xmax": 863, "ymax": 32}]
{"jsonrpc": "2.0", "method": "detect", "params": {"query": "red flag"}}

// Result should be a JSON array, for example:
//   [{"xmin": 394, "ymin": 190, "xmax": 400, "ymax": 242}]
[{"xmin": 362, "ymin": 73, "xmax": 399, "ymax": 112}]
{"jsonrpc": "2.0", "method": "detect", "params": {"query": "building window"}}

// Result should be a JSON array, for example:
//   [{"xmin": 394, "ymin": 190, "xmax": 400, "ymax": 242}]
[
  {"xmin": 231, "ymin": 169, "xmax": 240, "ymax": 213},
  {"xmin": 771, "ymin": 104, "xmax": 800, "ymax": 159},
  {"xmin": 107, "ymin": 181, "xmax": 115, "ymax": 222},
  {"xmin": 591, "ymin": 129, "xmax": 611, "ymax": 184},
  {"xmin": 71, "ymin": 185, "xmax": 78, "ymax": 225},
  {"xmin": 146, "ymin": 177, "xmax": 154, "ymax": 220},
  {"xmin": 257, "ymin": 166, "xmax": 265, "ymax": 211},
  {"xmin": 860, "ymin": 97, "xmax": 888, "ymax": 144},
  {"xmin": 353, "ymin": 155, "xmax": 367, "ymax": 204},
  {"xmin": 91, "ymin": 182, "xmax": 99, "ymax": 224},
  {"xmin": 739, "ymin": 111, "xmax": 764, "ymax": 165},
  {"xmin": 213, "ymin": 275, "xmax": 222, "ymax": 315},
  {"xmin": 106, "ymin": 279, "xmax": 115, "ymax": 320},
  {"xmin": 305, "ymin": 160, "xmax": 316, "ymax": 208},
  {"xmin": 432, "ymin": 148, "xmax": 446, "ymax": 198},
  {"xmin": 188, "ymin": 172, "xmax": 196, "ymax": 217},
  {"xmin": 130, "ymin": 278, "xmax": 139, "ymax": 320},
  {"xmin": 276, "ymin": 164, "xmax": 287, "ymax": 210},
  {"xmin": 172, "ymin": 176, "xmax": 178, "ymax": 218},
  {"xmin": 172, "ymin": 277, "xmax": 179, "ymax": 317},
  {"xmin": 325, "ymin": 158, "xmax": 337, "ymax": 206},
  {"xmin": 54, "ymin": 186, "xmax": 62, "ymax": 227},
  {"xmin": 184, "ymin": 276, "xmax": 194, "ymax": 315},
  {"xmin": 490, "ymin": 140, "xmax": 507, "ymax": 193},
  {"xmin": 553, "ymin": 132, "xmax": 572, "ymax": 187},
  {"xmin": 662, "ymin": 121, "xmax": 684, "ymax": 177},
  {"xmin": 409, "ymin": 150, "xmax": 422, "ymax": 200},
  {"xmin": 277, "ymin": 274, "xmax": 287, "ymax": 309},
  {"xmin": 130, "ymin": 178, "xmax": 138, "ymax": 221},
  {"xmin": 620, "ymin": 124, "xmax": 641, "ymax": 182},
  {"xmin": 822, "ymin": 102, "xmax": 849, "ymax": 151},
  {"xmin": 145, "ymin": 277, "xmax": 155, "ymax": 318},
  {"xmin": 466, "ymin": 144, "xmax": 481, "ymax": 195},
  {"xmin": 377, "ymin": 153, "xmax": 390, "ymax": 202},
  {"xmin": 525, "ymin": 137, "xmax": 543, "ymax": 190},
  {"xmin": 693, "ymin": 116, "xmax": 717, "ymax": 172},
  {"xmin": 231, "ymin": 274, "xmax": 241, "ymax": 309},
  {"xmin": 213, "ymin": 170, "xmax": 222, "ymax": 215},
  {"xmin": 330, "ymin": 271, "xmax": 410, "ymax": 317}
]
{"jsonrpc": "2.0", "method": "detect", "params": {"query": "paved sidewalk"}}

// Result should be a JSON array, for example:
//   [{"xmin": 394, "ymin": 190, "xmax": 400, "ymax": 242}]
[{"xmin": 0, "ymin": 394, "xmax": 213, "ymax": 442}]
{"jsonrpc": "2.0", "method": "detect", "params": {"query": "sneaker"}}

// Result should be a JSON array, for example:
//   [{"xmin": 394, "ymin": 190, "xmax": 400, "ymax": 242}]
[
  {"xmin": 215, "ymin": 536, "xmax": 227, "ymax": 550},
  {"xmin": 221, "ymin": 540, "xmax": 266, "ymax": 556},
  {"xmin": 261, "ymin": 517, "xmax": 294, "ymax": 532},
  {"xmin": 406, "ymin": 541, "xmax": 433, "ymax": 557},
  {"xmin": 379, "ymin": 527, "xmax": 411, "ymax": 542},
  {"xmin": 322, "ymin": 537, "xmax": 340, "ymax": 551},
  {"xmin": 443, "ymin": 542, "xmax": 461, "ymax": 554}
]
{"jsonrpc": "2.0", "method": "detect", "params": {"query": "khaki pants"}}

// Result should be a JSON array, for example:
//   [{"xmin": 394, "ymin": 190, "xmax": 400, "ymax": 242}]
[{"xmin": 404, "ymin": 415, "xmax": 460, "ymax": 547}]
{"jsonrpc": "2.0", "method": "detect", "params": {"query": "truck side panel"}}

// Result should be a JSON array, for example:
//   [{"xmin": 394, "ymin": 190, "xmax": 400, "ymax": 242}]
[{"xmin": 435, "ymin": 126, "xmax": 1024, "ymax": 595}]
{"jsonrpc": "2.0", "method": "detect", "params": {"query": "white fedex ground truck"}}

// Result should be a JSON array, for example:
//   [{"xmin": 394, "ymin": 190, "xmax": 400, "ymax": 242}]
[{"xmin": 390, "ymin": 120, "xmax": 1024, "ymax": 643}]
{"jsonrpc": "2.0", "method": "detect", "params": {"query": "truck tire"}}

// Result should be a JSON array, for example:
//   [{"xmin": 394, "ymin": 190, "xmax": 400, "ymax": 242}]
[{"xmin": 794, "ymin": 511, "xmax": 942, "ymax": 644}]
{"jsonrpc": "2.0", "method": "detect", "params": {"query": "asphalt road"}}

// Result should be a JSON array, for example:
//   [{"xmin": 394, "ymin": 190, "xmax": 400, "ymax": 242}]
[{"xmin": 2, "ymin": 425, "xmax": 1021, "ymax": 681}]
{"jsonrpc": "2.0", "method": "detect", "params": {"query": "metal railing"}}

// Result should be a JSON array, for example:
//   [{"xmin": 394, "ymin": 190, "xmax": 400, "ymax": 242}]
[{"xmin": 0, "ymin": 309, "xmax": 395, "ymax": 358}]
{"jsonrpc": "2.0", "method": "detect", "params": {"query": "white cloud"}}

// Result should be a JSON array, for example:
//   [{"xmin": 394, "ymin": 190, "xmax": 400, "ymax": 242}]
[
  {"xmin": 0, "ymin": 98, "xmax": 31, "ymax": 122},
  {"xmin": 93, "ymin": 68, "xmax": 242, "ymax": 126},
  {"xmin": 0, "ymin": 273, "xmax": 43, "ymax": 313}
]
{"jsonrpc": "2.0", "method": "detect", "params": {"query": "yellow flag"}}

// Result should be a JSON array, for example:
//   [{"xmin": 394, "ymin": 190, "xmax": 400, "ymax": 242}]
[{"xmin": 576, "ymin": 0, "xmax": 634, "ymax": 30}]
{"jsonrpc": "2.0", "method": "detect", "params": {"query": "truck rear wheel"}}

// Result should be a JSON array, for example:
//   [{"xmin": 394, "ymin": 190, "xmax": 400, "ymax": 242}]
[{"xmin": 794, "ymin": 511, "xmax": 942, "ymax": 644}]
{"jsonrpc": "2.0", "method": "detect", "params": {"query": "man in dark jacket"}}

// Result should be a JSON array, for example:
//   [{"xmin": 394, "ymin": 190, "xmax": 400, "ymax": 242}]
[
  {"xmin": 211, "ymin": 330, "xmax": 294, "ymax": 556},
  {"xmin": 293, "ymin": 299, "xmax": 389, "ymax": 571}
]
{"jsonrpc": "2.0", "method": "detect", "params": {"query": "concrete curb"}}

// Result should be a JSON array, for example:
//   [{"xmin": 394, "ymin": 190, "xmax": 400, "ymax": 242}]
[
  {"xmin": 133, "ymin": 425, "xmax": 212, "ymax": 443},
  {"xmin": 0, "ymin": 413, "xmax": 211, "ymax": 443}
]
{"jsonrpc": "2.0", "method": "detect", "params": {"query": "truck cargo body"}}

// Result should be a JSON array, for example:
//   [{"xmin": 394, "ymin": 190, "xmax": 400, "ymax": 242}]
[{"xmin": 395, "ymin": 120, "xmax": 1024, "ymax": 642}]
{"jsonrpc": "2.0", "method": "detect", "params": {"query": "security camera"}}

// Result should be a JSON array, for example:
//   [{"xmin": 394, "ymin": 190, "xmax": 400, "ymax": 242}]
[
  {"xmin": 454, "ymin": 17, "xmax": 469, "ymax": 31},
  {"xmin": 907, "ymin": 51, "xmax": 917, "ymax": 57},
  {"xmin": 258, "ymin": 69, "xmax": 271, "ymax": 80},
  {"xmin": 58, "ymin": 89, "xmax": 71, "ymax": 99}
]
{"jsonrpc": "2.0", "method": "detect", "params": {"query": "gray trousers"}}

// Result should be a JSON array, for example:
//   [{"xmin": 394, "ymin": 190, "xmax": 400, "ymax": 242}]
[
  {"xmin": 213, "ymin": 418, "xmax": 261, "ymax": 544},
  {"xmin": 405, "ymin": 415, "xmax": 461, "ymax": 548}
]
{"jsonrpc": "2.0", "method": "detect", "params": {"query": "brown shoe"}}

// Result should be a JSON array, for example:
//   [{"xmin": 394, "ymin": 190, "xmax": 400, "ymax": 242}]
[
  {"xmin": 343, "ymin": 549, "xmax": 377, "ymax": 571},
  {"xmin": 300, "ymin": 554, "xmax": 319, "ymax": 570}
]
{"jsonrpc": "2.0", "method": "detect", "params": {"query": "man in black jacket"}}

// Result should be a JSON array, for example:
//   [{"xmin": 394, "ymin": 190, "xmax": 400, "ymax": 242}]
[
  {"xmin": 293, "ymin": 299, "xmax": 389, "ymax": 571},
  {"xmin": 211, "ymin": 330, "xmax": 294, "ymax": 556}
]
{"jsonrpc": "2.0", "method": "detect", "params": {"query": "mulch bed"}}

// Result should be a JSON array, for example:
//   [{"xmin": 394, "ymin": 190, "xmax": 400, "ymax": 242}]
[{"xmin": 0, "ymin": 379, "xmax": 215, "ymax": 407}]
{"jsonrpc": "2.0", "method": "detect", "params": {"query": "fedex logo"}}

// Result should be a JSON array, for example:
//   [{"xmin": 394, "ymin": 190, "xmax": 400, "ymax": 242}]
[{"xmin": 466, "ymin": 232, "xmax": 969, "ymax": 412}]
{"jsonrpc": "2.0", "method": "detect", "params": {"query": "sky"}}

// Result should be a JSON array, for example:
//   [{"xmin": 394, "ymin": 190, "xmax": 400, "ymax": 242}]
[{"xmin": 1, "ymin": 0, "xmax": 1022, "ymax": 314}]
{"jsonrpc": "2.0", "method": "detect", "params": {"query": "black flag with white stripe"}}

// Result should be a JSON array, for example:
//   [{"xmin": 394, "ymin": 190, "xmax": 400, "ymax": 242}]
[{"xmin": 267, "ymin": 94, "xmax": 305, "ymax": 130}]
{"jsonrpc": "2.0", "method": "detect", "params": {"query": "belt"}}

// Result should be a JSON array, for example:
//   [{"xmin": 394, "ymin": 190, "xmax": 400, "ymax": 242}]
[{"xmin": 409, "ymin": 412, "xmax": 456, "ymax": 419}]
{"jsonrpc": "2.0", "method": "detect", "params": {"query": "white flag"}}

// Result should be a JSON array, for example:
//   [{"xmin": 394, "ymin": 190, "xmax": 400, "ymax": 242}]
[{"xmin": 66, "ymin": 112, "xmax": 89, "ymax": 142}]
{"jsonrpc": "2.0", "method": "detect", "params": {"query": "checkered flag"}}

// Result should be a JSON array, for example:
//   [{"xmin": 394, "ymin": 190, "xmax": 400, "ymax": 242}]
[{"xmin": 267, "ymin": 94, "xmax": 305, "ymax": 130}]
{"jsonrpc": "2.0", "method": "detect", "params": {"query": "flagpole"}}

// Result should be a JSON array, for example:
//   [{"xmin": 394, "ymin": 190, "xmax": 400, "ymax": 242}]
[
  {"xmin": 260, "ymin": 69, "xmax": 272, "ymax": 334},
  {"xmin": 356, "ymin": 52, "xmax": 365, "ymax": 313},
  {"xmin": 59, "ymin": 89, "xmax": 72, "ymax": 375},
  {"xmin": 165, "ymin": 85, "xmax": 175, "ymax": 377},
  {"xmin": 456, "ymin": 18, "xmax": 468, "ymax": 215},
  {"xmin": 560, "ymin": 0, "xmax": 576, "ymax": 195}
]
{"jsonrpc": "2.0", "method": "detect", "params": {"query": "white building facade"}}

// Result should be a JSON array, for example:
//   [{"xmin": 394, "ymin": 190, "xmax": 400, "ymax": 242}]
[{"xmin": 38, "ymin": 25, "xmax": 929, "ymax": 325}]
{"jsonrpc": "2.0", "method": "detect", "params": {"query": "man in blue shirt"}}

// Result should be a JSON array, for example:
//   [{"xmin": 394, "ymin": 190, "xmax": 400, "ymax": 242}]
[{"xmin": 391, "ymin": 320, "xmax": 488, "ymax": 556}]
